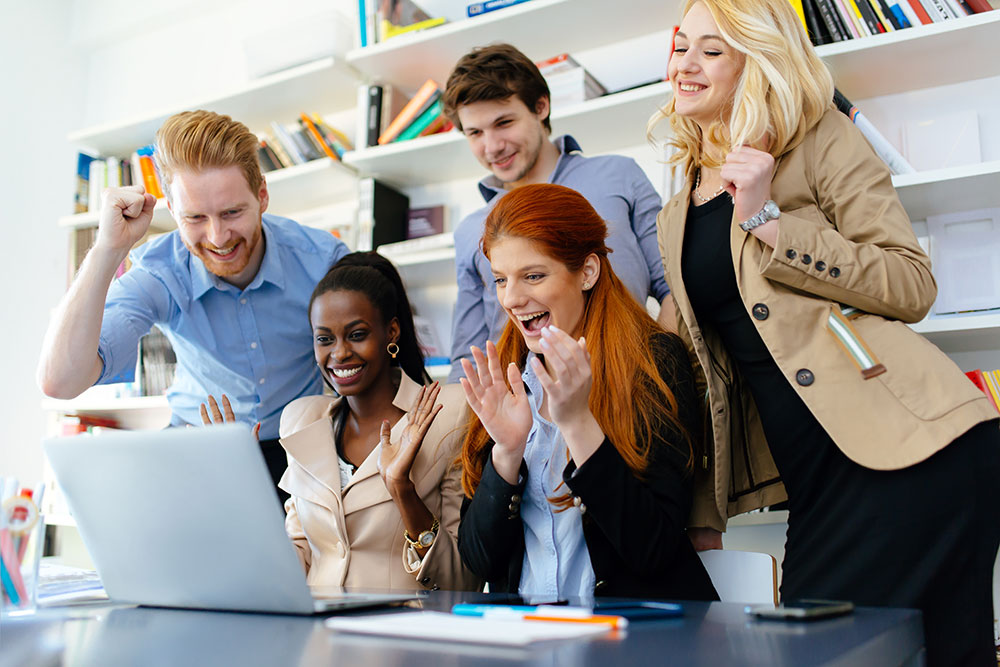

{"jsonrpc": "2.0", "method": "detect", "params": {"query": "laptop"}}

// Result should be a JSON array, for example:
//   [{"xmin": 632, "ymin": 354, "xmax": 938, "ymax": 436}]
[{"xmin": 43, "ymin": 423, "xmax": 416, "ymax": 614}]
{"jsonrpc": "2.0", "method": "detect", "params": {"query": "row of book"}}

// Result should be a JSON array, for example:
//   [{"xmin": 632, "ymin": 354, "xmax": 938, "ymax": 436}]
[
  {"xmin": 356, "ymin": 0, "xmax": 535, "ymax": 48},
  {"xmin": 75, "ymin": 147, "xmax": 163, "ymax": 215},
  {"xmin": 966, "ymin": 369, "xmax": 1000, "ymax": 413},
  {"xmin": 138, "ymin": 326, "xmax": 177, "ymax": 398},
  {"xmin": 356, "ymin": 79, "xmax": 453, "ymax": 149},
  {"xmin": 258, "ymin": 114, "xmax": 354, "ymax": 172},
  {"xmin": 792, "ymin": 0, "xmax": 995, "ymax": 46},
  {"xmin": 537, "ymin": 53, "xmax": 606, "ymax": 108}
]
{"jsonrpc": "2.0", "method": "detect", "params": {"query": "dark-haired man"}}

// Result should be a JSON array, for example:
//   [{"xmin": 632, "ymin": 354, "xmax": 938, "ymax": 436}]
[{"xmin": 443, "ymin": 44, "xmax": 673, "ymax": 382}]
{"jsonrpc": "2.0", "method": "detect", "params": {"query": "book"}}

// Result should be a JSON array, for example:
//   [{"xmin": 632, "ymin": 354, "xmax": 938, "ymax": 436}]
[
  {"xmin": 854, "ymin": 0, "xmax": 887, "ymax": 32},
  {"xmin": 261, "ymin": 132, "xmax": 293, "ymax": 168},
  {"xmin": 269, "ymin": 120, "xmax": 307, "ymax": 164},
  {"xmin": 364, "ymin": 83, "xmax": 411, "ymax": 148},
  {"xmin": 406, "ymin": 205, "xmax": 446, "ymax": 239},
  {"xmin": 357, "ymin": 0, "xmax": 370, "ymax": 47},
  {"xmin": 393, "ymin": 97, "xmax": 444, "ymax": 142},
  {"xmin": 259, "ymin": 138, "xmax": 287, "ymax": 169},
  {"xmin": 378, "ymin": 79, "xmax": 440, "ymax": 145},
  {"xmin": 906, "ymin": 0, "xmax": 934, "ymax": 23},
  {"xmin": 381, "ymin": 16, "xmax": 446, "ymax": 40},
  {"xmin": 788, "ymin": 0, "xmax": 810, "ymax": 33},
  {"xmin": 814, "ymin": 0, "xmax": 851, "ymax": 41},
  {"xmin": 832, "ymin": 0, "xmax": 864, "ymax": 36},
  {"xmin": 257, "ymin": 144, "xmax": 279, "ymax": 172},
  {"xmin": 943, "ymin": 0, "xmax": 971, "ymax": 14},
  {"xmin": 983, "ymin": 370, "xmax": 1000, "ymax": 413},
  {"xmin": 870, "ymin": 0, "xmax": 899, "ymax": 28},
  {"xmin": 74, "ymin": 152, "xmax": 97, "ymax": 214},
  {"xmin": 803, "ymin": 0, "xmax": 834, "ymax": 43},
  {"xmin": 312, "ymin": 114, "xmax": 353, "ymax": 154},
  {"xmin": 467, "ymin": 0, "xmax": 533, "ymax": 16},
  {"xmin": 927, "ymin": 0, "xmax": 957, "ymax": 18},
  {"xmin": 377, "ymin": 0, "xmax": 445, "ymax": 41},
  {"xmin": 966, "ymin": 369, "xmax": 990, "ymax": 395},
  {"xmin": 418, "ymin": 115, "xmax": 452, "ymax": 138},
  {"xmin": 299, "ymin": 114, "xmax": 339, "ymax": 161},
  {"xmin": 917, "ymin": 0, "xmax": 948, "ymax": 20},
  {"xmin": 356, "ymin": 177, "xmax": 410, "ymax": 251},
  {"xmin": 892, "ymin": 0, "xmax": 920, "ymax": 27},
  {"xmin": 964, "ymin": 0, "xmax": 993, "ymax": 11},
  {"xmin": 833, "ymin": 89, "xmax": 916, "ymax": 175}
]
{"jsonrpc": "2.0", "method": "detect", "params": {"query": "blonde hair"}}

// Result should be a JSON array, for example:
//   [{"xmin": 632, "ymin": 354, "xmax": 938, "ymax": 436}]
[
  {"xmin": 648, "ymin": 0, "xmax": 834, "ymax": 177},
  {"xmin": 154, "ymin": 110, "xmax": 263, "ymax": 202}
]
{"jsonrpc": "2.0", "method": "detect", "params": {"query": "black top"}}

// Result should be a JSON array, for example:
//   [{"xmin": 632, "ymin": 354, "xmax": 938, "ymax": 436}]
[
  {"xmin": 457, "ymin": 333, "xmax": 719, "ymax": 601},
  {"xmin": 680, "ymin": 195, "xmax": 845, "ymax": 512}
]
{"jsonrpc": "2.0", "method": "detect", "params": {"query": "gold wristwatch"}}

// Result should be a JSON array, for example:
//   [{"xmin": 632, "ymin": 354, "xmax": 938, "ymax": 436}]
[{"xmin": 403, "ymin": 517, "xmax": 439, "ymax": 549}]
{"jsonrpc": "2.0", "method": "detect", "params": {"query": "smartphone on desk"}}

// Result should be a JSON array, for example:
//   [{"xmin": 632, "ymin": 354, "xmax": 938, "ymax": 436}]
[
  {"xmin": 747, "ymin": 599, "xmax": 854, "ymax": 621},
  {"xmin": 592, "ymin": 601, "xmax": 683, "ymax": 621}
]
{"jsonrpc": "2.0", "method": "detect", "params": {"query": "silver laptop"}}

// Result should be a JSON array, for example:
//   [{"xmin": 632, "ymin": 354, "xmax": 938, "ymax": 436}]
[{"xmin": 43, "ymin": 423, "xmax": 416, "ymax": 614}]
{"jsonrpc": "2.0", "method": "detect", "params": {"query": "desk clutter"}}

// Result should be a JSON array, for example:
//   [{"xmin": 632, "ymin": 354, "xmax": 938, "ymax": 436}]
[{"xmin": 0, "ymin": 477, "xmax": 45, "ymax": 613}]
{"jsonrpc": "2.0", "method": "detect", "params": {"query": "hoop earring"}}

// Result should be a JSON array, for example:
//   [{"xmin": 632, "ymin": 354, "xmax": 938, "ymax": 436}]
[{"xmin": 387, "ymin": 342, "xmax": 400, "ymax": 359}]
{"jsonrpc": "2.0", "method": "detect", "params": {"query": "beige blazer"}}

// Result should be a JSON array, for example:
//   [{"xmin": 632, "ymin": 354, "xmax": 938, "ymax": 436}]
[
  {"xmin": 657, "ymin": 108, "xmax": 997, "ymax": 531},
  {"xmin": 278, "ymin": 372, "xmax": 482, "ymax": 592}
]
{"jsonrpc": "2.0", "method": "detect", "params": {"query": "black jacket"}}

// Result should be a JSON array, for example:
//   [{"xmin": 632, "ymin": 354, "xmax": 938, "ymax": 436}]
[{"xmin": 457, "ymin": 333, "xmax": 719, "ymax": 601}]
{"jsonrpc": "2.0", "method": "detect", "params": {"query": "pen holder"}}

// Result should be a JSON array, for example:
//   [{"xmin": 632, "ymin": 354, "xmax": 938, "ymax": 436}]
[{"xmin": 1, "ymin": 514, "xmax": 45, "ymax": 617}]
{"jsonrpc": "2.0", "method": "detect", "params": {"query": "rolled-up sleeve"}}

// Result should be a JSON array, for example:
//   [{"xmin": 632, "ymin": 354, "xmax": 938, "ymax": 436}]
[{"xmin": 96, "ymin": 268, "xmax": 169, "ymax": 384}]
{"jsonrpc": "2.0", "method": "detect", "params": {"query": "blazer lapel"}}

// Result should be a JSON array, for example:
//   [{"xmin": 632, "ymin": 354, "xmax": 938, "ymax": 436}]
[{"xmin": 280, "ymin": 403, "xmax": 344, "ymax": 510}]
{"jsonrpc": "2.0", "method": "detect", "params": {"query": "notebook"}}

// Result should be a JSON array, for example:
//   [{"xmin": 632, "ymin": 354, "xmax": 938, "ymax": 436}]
[{"xmin": 43, "ymin": 423, "xmax": 415, "ymax": 614}]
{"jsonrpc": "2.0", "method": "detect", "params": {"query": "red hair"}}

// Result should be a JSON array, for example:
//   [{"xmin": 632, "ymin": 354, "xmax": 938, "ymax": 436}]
[{"xmin": 459, "ymin": 183, "xmax": 692, "ymax": 501}]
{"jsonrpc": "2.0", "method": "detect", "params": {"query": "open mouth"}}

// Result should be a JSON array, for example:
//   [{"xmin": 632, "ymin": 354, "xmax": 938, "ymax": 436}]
[
  {"xmin": 205, "ymin": 241, "xmax": 241, "ymax": 259},
  {"xmin": 330, "ymin": 364, "xmax": 365, "ymax": 386},
  {"xmin": 678, "ymin": 82, "xmax": 706, "ymax": 93},
  {"xmin": 516, "ymin": 311, "xmax": 550, "ymax": 335}
]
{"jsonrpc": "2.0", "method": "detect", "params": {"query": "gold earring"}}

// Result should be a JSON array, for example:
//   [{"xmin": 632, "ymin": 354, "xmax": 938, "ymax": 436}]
[
  {"xmin": 387, "ymin": 342, "xmax": 400, "ymax": 359},
  {"xmin": 582, "ymin": 281, "xmax": 592, "ymax": 290}
]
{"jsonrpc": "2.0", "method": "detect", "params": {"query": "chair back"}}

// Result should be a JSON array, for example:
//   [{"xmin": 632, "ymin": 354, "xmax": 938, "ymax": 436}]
[{"xmin": 698, "ymin": 550, "xmax": 778, "ymax": 605}]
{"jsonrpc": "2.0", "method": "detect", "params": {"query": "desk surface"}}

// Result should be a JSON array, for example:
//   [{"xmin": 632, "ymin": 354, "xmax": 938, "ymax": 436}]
[{"xmin": 1, "ymin": 592, "xmax": 923, "ymax": 667}]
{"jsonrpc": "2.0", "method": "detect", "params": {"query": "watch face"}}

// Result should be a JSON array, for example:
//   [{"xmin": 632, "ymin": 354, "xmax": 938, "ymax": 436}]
[
  {"xmin": 418, "ymin": 531, "xmax": 435, "ymax": 548},
  {"xmin": 764, "ymin": 200, "xmax": 780, "ymax": 220}
]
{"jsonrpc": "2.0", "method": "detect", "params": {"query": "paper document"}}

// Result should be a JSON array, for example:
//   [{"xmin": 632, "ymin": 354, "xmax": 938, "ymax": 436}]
[{"xmin": 326, "ymin": 610, "xmax": 612, "ymax": 645}]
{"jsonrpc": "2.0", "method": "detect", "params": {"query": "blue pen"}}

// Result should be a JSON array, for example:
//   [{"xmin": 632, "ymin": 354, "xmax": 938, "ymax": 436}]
[
  {"xmin": 452, "ymin": 603, "xmax": 540, "ymax": 616},
  {"xmin": 0, "ymin": 554, "xmax": 21, "ymax": 607}
]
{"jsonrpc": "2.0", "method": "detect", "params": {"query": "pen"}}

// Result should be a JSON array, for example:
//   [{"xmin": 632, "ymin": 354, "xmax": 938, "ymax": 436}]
[{"xmin": 451, "ymin": 604, "xmax": 628, "ymax": 628}]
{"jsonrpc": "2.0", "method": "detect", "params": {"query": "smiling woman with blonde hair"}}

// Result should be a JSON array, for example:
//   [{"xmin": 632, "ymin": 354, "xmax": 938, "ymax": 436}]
[{"xmin": 650, "ymin": 1, "xmax": 1000, "ymax": 664}]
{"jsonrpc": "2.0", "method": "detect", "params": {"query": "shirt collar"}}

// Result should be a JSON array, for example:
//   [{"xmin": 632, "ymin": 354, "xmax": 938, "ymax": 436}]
[
  {"xmin": 476, "ymin": 135, "xmax": 584, "ymax": 204},
  {"xmin": 190, "ymin": 217, "xmax": 284, "ymax": 299}
]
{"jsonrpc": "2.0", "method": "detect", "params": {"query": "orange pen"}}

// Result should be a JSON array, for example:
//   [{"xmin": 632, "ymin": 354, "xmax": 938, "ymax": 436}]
[{"xmin": 522, "ymin": 613, "xmax": 629, "ymax": 629}]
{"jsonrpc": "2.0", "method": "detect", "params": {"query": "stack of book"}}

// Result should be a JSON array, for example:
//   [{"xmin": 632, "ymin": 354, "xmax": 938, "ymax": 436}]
[
  {"xmin": 357, "ymin": 0, "xmax": 446, "ymax": 47},
  {"xmin": 373, "ymin": 79, "xmax": 452, "ymax": 146},
  {"xmin": 138, "ymin": 326, "xmax": 177, "ymax": 397},
  {"xmin": 75, "ymin": 146, "xmax": 164, "ymax": 215},
  {"xmin": 792, "ymin": 0, "xmax": 995, "ymax": 46},
  {"xmin": 966, "ymin": 369, "xmax": 1000, "ymax": 413},
  {"xmin": 258, "ymin": 113, "xmax": 353, "ymax": 171},
  {"xmin": 535, "ymin": 54, "xmax": 606, "ymax": 109},
  {"xmin": 58, "ymin": 414, "xmax": 122, "ymax": 437},
  {"xmin": 467, "ymin": 0, "xmax": 534, "ymax": 17}
]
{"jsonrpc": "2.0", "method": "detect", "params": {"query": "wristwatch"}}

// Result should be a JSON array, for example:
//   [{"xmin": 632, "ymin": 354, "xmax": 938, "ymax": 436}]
[
  {"xmin": 404, "ymin": 517, "xmax": 439, "ymax": 549},
  {"xmin": 739, "ymin": 200, "xmax": 780, "ymax": 232}
]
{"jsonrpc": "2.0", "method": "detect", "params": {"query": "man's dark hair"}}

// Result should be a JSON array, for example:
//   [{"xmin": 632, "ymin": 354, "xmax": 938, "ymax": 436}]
[{"xmin": 442, "ymin": 43, "xmax": 551, "ymax": 133}]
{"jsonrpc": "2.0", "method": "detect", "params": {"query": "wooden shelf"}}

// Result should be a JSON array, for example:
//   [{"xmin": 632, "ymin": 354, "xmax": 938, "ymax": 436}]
[
  {"xmin": 345, "ymin": 81, "xmax": 671, "ymax": 185},
  {"xmin": 909, "ymin": 312, "xmax": 1000, "ymax": 353},
  {"xmin": 347, "ymin": 0, "xmax": 677, "ymax": 91},
  {"xmin": 68, "ymin": 57, "xmax": 358, "ymax": 156},
  {"xmin": 817, "ymin": 12, "xmax": 1000, "ymax": 101},
  {"xmin": 893, "ymin": 160, "xmax": 1000, "ymax": 221}
]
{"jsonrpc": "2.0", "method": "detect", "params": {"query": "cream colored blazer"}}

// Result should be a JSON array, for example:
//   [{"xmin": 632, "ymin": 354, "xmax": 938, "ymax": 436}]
[{"xmin": 278, "ymin": 372, "xmax": 482, "ymax": 592}]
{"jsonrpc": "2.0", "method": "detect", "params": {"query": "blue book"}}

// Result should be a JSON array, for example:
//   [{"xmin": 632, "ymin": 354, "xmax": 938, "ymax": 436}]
[
  {"xmin": 889, "ymin": 3, "xmax": 912, "ymax": 27},
  {"xmin": 467, "ymin": 0, "xmax": 533, "ymax": 17},
  {"xmin": 358, "ymin": 0, "xmax": 368, "ymax": 47}
]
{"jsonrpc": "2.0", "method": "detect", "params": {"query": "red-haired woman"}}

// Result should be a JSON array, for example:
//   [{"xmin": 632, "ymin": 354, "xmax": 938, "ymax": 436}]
[{"xmin": 456, "ymin": 183, "xmax": 718, "ymax": 601}]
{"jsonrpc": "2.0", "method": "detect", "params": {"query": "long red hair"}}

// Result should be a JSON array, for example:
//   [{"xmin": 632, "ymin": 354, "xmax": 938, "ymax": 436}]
[{"xmin": 459, "ymin": 183, "xmax": 692, "ymax": 500}]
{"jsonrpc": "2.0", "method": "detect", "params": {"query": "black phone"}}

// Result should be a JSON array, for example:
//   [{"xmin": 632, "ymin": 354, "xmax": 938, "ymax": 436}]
[
  {"xmin": 746, "ymin": 599, "xmax": 854, "ymax": 621},
  {"xmin": 592, "ymin": 601, "xmax": 683, "ymax": 620}
]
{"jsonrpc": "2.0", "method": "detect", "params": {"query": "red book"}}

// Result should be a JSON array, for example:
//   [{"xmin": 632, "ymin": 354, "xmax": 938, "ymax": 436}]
[
  {"xmin": 964, "ymin": 0, "xmax": 993, "ymax": 11},
  {"xmin": 965, "ymin": 369, "xmax": 988, "ymax": 394},
  {"xmin": 906, "ymin": 0, "xmax": 933, "ymax": 23}
]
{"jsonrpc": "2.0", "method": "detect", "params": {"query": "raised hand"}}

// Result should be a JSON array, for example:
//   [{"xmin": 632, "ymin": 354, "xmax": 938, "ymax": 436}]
[
  {"xmin": 459, "ymin": 341, "xmax": 532, "ymax": 484},
  {"xmin": 95, "ymin": 185, "xmax": 157, "ymax": 257},
  {"xmin": 199, "ymin": 393, "xmax": 260, "ymax": 439},
  {"xmin": 378, "ymin": 382, "xmax": 444, "ymax": 494}
]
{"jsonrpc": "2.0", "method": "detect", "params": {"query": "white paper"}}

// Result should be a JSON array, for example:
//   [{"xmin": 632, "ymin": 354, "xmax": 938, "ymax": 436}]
[
  {"xmin": 926, "ymin": 208, "xmax": 1000, "ymax": 315},
  {"xmin": 902, "ymin": 110, "xmax": 981, "ymax": 172},
  {"xmin": 325, "ymin": 610, "xmax": 611, "ymax": 645}
]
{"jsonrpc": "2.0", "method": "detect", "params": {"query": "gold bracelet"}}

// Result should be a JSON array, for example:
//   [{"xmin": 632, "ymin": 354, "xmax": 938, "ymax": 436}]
[{"xmin": 403, "ymin": 517, "xmax": 439, "ymax": 549}]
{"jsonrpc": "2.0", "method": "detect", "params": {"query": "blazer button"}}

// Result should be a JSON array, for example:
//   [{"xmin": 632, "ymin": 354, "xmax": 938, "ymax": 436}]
[
  {"xmin": 829, "ymin": 267, "xmax": 841, "ymax": 277},
  {"xmin": 815, "ymin": 260, "xmax": 826, "ymax": 272},
  {"xmin": 508, "ymin": 502, "xmax": 519, "ymax": 513},
  {"xmin": 511, "ymin": 494, "xmax": 521, "ymax": 503},
  {"xmin": 785, "ymin": 248, "xmax": 797, "ymax": 260},
  {"xmin": 420, "ymin": 576, "xmax": 431, "ymax": 585},
  {"xmin": 752, "ymin": 303, "xmax": 769, "ymax": 320},
  {"xmin": 796, "ymin": 369, "xmax": 815, "ymax": 386},
  {"xmin": 801, "ymin": 254, "xmax": 812, "ymax": 265}
]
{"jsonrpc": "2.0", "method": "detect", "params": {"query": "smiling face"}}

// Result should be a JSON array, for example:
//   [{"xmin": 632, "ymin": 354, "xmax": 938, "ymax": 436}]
[
  {"xmin": 457, "ymin": 96, "xmax": 554, "ymax": 189},
  {"xmin": 170, "ymin": 165, "xmax": 268, "ymax": 289},
  {"xmin": 310, "ymin": 289, "xmax": 400, "ymax": 397},
  {"xmin": 668, "ymin": 1, "xmax": 745, "ymax": 133},
  {"xmin": 488, "ymin": 235, "xmax": 599, "ymax": 355}
]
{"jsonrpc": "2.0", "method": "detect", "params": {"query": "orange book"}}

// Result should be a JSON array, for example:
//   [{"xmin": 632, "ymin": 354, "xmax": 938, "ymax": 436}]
[
  {"xmin": 378, "ymin": 79, "xmax": 440, "ymax": 145},
  {"xmin": 418, "ymin": 114, "xmax": 451, "ymax": 137},
  {"xmin": 138, "ymin": 155, "xmax": 164, "ymax": 199},
  {"xmin": 299, "ymin": 113, "xmax": 339, "ymax": 161}
]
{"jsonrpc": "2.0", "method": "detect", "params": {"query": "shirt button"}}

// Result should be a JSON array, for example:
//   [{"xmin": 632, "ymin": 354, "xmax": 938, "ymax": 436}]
[
  {"xmin": 830, "ymin": 267, "xmax": 841, "ymax": 278},
  {"xmin": 250, "ymin": 342, "xmax": 258, "ymax": 349},
  {"xmin": 796, "ymin": 369, "xmax": 815, "ymax": 386},
  {"xmin": 752, "ymin": 303, "xmax": 769, "ymax": 320},
  {"xmin": 259, "ymin": 378, "xmax": 265, "ymax": 385},
  {"xmin": 572, "ymin": 496, "xmax": 582, "ymax": 506},
  {"xmin": 801, "ymin": 254, "xmax": 812, "ymax": 265},
  {"xmin": 785, "ymin": 249, "xmax": 797, "ymax": 260},
  {"xmin": 815, "ymin": 261, "xmax": 827, "ymax": 272},
  {"xmin": 240, "ymin": 298, "xmax": 248, "ymax": 305}
]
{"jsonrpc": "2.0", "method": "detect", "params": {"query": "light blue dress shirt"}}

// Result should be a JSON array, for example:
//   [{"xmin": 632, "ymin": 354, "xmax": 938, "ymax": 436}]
[
  {"xmin": 517, "ymin": 353, "xmax": 595, "ymax": 600},
  {"xmin": 96, "ymin": 214, "xmax": 348, "ymax": 439},
  {"xmin": 448, "ymin": 135, "xmax": 668, "ymax": 382}
]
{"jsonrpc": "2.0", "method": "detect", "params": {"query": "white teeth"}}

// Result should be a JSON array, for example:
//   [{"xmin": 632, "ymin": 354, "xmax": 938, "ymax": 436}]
[
  {"xmin": 680, "ymin": 83, "xmax": 704, "ymax": 92},
  {"xmin": 212, "ymin": 246, "xmax": 237, "ymax": 256},
  {"xmin": 516, "ymin": 311, "xmax": 547, "ymax": 322},
  {"xmin": 332, "ymin": 367, "xmax": 362, "ymax": 378}
]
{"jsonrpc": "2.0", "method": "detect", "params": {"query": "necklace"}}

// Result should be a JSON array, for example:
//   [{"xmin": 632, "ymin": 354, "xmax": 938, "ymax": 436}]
[{"xmin": 693, "ymin": 168, "xmax": 726, "ymax": 203}]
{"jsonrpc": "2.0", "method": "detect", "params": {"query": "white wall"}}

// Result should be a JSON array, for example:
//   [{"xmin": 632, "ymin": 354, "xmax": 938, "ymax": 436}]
[{"xmin": 0, "ymin": 1, "xmax": 85, "ymax": 483}]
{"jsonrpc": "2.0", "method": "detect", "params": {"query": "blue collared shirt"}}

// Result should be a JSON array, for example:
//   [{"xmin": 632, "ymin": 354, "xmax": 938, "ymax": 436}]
[
  {"xmin": 448, "ymin": 135, "xmax": 668, "ymax": 382},
  {"xmin": 96, "ymin": 214, "xmax": 348, "ymax": 439},
  {"xmin": 517, "ymin": 353, "xmax": 595, "ymax": 600}
]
